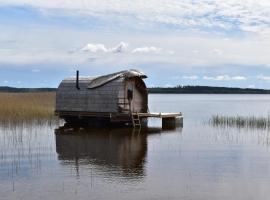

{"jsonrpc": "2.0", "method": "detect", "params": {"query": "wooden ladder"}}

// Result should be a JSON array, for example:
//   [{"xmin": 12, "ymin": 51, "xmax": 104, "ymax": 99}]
[{"xmin": 131, "ymin": 113, "xmax": 141, "ymax": 128}]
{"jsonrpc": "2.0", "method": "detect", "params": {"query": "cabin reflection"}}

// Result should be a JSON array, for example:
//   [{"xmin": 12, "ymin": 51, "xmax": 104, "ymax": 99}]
[{"xmin": 55, "ymin": 124, "xmax": 182, "ymax": 179}]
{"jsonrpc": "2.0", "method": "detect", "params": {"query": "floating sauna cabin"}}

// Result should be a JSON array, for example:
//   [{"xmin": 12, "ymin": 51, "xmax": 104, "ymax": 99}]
[
  {"xmin": 55, "ymin": 69, "xmax": 182, "ymax": 127},
  {"xmin": 55, "ymin": 69, "xmax": 148, "ymax": 124}
]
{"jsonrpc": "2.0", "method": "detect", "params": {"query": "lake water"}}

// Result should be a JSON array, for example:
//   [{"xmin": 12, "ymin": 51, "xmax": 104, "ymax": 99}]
[{"xmin": 1, "ymin": 94, "xmax": 270, "ymax": 200}]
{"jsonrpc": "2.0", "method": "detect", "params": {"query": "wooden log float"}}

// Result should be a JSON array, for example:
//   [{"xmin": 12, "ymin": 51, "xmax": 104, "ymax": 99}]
[{"xmin": 162, "ymin": 116, "xmax": 183, "ymax": 129}]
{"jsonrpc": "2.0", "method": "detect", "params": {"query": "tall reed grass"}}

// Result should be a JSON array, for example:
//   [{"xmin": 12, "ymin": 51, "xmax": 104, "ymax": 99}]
[
  {"xmin": 210, "ymin": 114, "xmax": 270, "ymax": 129},
  {"xmin": 0, "ymin": 92, "xmax": 57, "ymax": 125}
]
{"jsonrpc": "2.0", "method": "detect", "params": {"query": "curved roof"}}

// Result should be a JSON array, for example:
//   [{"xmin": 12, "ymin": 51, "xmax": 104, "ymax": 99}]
[{"xmin": 87, "ymin": 69, "xmax": 147, "ymax": 89}]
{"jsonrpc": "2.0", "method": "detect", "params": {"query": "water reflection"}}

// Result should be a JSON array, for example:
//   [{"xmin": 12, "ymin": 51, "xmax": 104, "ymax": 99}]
[{"xmin": 55, "ymin": 124, "xmax": 182, "ymax": 179}]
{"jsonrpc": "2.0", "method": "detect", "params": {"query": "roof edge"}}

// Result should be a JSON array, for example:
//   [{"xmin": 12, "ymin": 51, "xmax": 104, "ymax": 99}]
[{"xmin": 87, "ymin": 69, "xmax": 147, "ymax": 89}]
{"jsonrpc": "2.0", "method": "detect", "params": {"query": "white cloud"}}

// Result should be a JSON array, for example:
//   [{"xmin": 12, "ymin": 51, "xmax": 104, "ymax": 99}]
[
  {"xmin": 1, "ymin": 0, "xmax": 270, "ymax": 35},
  {"xmin": 110, "ymin": 42, "xmax": 129, "ymax": 53},
  {"xmin": 182, "ymin": 75, "xmax": 199, "ymax": 80},
  {"xmin": 80, "ymin": 43, "xmax": 172, "ymax": 56},
  {"xmin": 0, "ymin": 26, "xmax": 269, "ymax": 69},
  {"xmin": 132, "ymin": 46, "xmax": 162, "ymax": 54},
  {"xmin": 81, "ymin": 43, "xmax": 108, "ymax": 53},
  {"xmin": 203, "ymin": 75, "xmax": 247, "ymax": 81},
  {"xmin": 0, "ymin": 1, "xmax": 269, "ymax": 69},
  {"xmin": 257, "ymin": 75, "xmax": 270, "ymax": 81},
  {"xmin": 233, "ymin": 76, "xmax": 247, "ymax": 80},
  {"xmin": 131, "ymin": 46, "xmax": 174, "ymax": 54},
  {"xmin": 81, "ymin": 42, "xmax": 128, "ymax": 53}
]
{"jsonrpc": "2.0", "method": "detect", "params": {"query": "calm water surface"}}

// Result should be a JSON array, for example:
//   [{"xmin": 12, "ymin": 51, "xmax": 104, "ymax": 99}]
[{"xmin": 1, "ymin": 94, "xmax": 270, "ymax": 200}]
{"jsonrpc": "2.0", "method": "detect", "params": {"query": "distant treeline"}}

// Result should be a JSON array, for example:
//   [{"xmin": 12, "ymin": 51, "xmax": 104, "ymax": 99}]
[
  {"xmin": 1, "ymin": 86, "xmax": 270, "ymax": 94},
  {"xmin": 0, "ymin": 86, "xmax": 56, "ymax": 93},
  {"xmin": 148, "ymin": 86, "xmax": 270, "ymax": 94}
]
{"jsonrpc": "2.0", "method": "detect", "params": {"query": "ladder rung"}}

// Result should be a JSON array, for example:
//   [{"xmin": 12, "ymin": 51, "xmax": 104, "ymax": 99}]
[{"xmin": 131, "ymin": 113, "xmax": 141, "ymax": 128}]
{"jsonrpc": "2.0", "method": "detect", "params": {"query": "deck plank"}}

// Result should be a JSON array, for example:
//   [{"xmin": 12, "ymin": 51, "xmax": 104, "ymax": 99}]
[{"xmin": 134, "ymin": 112, "xmax": 182, "ymax": 118}]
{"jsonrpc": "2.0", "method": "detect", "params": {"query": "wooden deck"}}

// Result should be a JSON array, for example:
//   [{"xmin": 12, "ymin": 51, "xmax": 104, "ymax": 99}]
[
  {"xmin": 56, "ymin": 110, "xmax": 182, "ymax": 118},
  {"xmin": 131, "ymin": 112, "xmax": 183, "ymax": 128},
  {"xmin": 134, "ymin": 112, "xmax": 182, "ymax": 119},
  {"xmin": 56, "ymin": 110, "xmax": 183, "ymax": 128}
]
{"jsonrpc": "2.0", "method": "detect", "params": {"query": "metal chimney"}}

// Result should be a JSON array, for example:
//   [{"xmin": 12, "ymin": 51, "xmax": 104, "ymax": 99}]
[{"xmin": 76, "ymin": 70, "xmax": 80, "ymax": 90}]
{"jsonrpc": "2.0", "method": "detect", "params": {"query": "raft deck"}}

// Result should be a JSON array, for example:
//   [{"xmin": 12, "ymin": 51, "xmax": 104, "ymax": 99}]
[
  {"xmin": 131, "ymin": 112, "xmax": 183, "ymax": 128},
  {"xmin": 134, "ymin": 112, "xmax": 182, "ymax": 118},
  {"xmin": 56, "ymin": 110, "xmax": 183, "ymax": 128}
]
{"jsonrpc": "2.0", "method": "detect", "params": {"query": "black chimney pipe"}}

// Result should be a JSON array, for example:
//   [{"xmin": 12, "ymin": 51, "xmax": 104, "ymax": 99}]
[{"xmin": 76, "ymin": 70, "xmax": 80, "ymax": 90}]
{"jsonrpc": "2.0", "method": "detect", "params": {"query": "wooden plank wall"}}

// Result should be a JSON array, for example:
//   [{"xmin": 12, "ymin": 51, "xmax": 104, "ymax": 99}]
[{"xmin": 56, "ymin": 77, "xmax": 125, "ymax": 113}]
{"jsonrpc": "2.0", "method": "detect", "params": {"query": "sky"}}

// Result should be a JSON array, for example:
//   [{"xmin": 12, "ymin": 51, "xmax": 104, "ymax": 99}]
[{"xmin": 0, "ymin": 0, "xmax": 270, "ymax": 88}]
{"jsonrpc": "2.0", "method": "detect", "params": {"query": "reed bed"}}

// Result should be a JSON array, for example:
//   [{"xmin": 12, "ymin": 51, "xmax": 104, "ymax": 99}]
[
  {"xmin": 210, "ymin": 114, "xmax": 270, "ymax": 129},
  {"xmin": 0, "ymin": 92, "xmax": 57, "ymax": 125}
]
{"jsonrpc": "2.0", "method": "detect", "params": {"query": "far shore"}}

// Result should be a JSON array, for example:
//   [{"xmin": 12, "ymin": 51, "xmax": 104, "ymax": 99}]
[{"xmin": 1, "ymin": 86, "xmax": 270, "ymax": 94}]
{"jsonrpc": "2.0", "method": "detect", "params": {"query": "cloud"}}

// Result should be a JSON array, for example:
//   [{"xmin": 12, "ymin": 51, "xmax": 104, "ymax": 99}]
[
  {"xmin": 131, "ymin": 46, "xmax": 174, "ymax": 54},
  {"xmin": 1, "ymin": 0, "xmax": 270, "ymax": 35},
  {"xmin": 81, "ymin": 43, "xmax": 108, "ymax": 53},
  {"xmin": 257, "ymin": 75, "xmax": 270, "ymax": 81},
  {"xmin": 132, "ymin": 46, "xmax": 162, "ymax": 54},
  {"xmin": 203, "ymin": 75, "xmax": 247, "ymax": 81},
  {"xmin": 0, "ymin": 1, "xmax": 269, "ymax": 71},
  {"xmin": 110, "ymin": 42, "xmax": 129, "ymax": 53},
  {"xmin": 81, "ymin": 42, "xmax": 128, "ymax": 53},
  {"xmin": 80, "ymin": 43, "xmax": 172, "ymax": 56},
  {"xmin": 182, "ymin": 75, "xmax": 199, "ymax": 80}
]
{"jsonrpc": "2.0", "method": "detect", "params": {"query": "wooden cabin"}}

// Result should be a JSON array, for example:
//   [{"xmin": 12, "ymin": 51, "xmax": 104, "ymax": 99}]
[{"xmin": 55, "ymin": 69, "xmax": 148, "ymax": 125}]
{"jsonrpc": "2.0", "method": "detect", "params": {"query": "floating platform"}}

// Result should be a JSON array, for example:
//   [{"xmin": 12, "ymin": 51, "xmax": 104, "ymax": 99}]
[
  {"xmin": 56, "ymin": 110, "xmax": 183, "ymax": 128},
  {"xmin": 133, "ymin": 112, "xmax": 183, "ymax": 129},
  {"xmin": 135, "ymin": 112, "xmax": 182, "ymax": 118}
]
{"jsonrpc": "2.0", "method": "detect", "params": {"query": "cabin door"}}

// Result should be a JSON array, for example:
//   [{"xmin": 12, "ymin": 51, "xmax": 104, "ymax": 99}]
[{"xmin": 127, "ymin": 83, "xmax": 134, "ymax": 112}]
